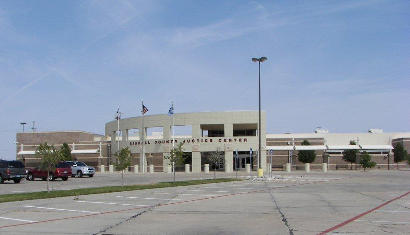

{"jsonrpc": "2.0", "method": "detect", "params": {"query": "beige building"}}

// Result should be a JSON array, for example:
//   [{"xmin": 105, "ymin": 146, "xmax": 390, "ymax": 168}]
[
  {"xmin": 105, "ymin": 111, "xmax": 266, "ymax": 173},
  {"xmin": 16, "ymin": 111, "xmax": 410, "ymax": 171}
]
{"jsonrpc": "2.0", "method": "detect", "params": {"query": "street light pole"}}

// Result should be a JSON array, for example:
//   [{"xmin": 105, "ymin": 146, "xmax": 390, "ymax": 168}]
[{"xmin": 252, "ymin": 56, "xmax": 267, "ymax": 178}]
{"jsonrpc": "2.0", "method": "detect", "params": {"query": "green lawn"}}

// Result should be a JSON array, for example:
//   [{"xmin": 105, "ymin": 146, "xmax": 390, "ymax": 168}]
[{"xmin": 0, "ymin": 178, "xmax": 240, "ymax": 203}]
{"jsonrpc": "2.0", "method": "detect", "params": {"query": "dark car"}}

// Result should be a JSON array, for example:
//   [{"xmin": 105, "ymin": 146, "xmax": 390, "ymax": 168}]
[
  {"xmin": 26, "ymin": 162, "xmax": 71, "ymax": 181},
  {"xmin": 0, "ymin": 160, "xmax": 27, "ymax": 184}
]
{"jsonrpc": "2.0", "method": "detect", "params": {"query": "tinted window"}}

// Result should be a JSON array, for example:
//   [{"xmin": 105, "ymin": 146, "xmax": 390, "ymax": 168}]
[
  {"xmin": 65, "ymin": 162, "xmax": 74, "ymax": 166},
  {"xmin": 0, "ymin": 161, "xmax": 7, "ymax": 168},
  {"xmin": 8, "ymin": 161, "xmax": 25, "ymax": 168},
  {"xmin": 56, "ymin": 162, "xmax": 69, "ymax": 168},
  {"xmin": 77, "ymin": 162, "xmax": 86, "ymax": 166}
]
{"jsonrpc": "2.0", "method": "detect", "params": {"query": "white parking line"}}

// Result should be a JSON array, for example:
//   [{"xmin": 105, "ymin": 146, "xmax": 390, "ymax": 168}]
[
  {"xmin": 76, "ymin": 200, "xmax": 149, "ymax": 207},
  {"xmin": 143, "ymin": 197, "xmax": 159, "ymax": 200},
  {"xmin": 187, "ymin": 189, "xmax": 203, "ymax": 192},
  {"xmin": 377, "ymin": 210, "xmax": 410, "ymax": 213},
  {"xmin": 24, "ymin": 205, "xmax": 99, "ymax": 214},
  {"xmin": 0, "ymin": 216, "xmax": 37, "ymax": 223},
  {"xmin": 127, "ymin": 196, "xmax": 138, "ymax": 199},
  {"xmin": 154, "ymin": 192, "xmax": 170, "ymax": 194},
  {"xmin": 216, "ymin": 191, "xmax": 229, "ymax": 193},
  {"xmin": 180, "ymin": 194, "xmax": 195, "ymax": 196}
]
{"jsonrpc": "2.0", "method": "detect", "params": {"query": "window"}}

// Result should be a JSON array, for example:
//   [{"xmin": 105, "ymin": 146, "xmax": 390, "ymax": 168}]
[
  {"xmin": 77, "ymin": 162, "xmax": 86, "ymax": 166},
  {"xmin": 9, "ymin": 161, "xmax": 25, "ymax": 168},
  {"xmin": 56, "ymin": 162, "xmax": 70, "ymax": 168}
]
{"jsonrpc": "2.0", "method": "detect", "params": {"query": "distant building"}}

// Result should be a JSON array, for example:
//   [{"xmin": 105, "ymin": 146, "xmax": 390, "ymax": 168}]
[
  {"xmin": 16, "ymin": 131, "xmax": 109, "ymax": 167},
  {"xmin": 16, "ymin": 111, "xmax": 410, "ymax": 171}
]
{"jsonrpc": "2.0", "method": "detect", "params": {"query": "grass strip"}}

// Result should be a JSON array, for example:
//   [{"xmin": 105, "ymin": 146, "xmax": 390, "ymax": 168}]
[{"xmin": 0, "ymin": 178, "xmax": 240, "ymax": 203}]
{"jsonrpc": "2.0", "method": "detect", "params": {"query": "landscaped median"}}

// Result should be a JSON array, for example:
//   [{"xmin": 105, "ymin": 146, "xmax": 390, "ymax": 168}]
[{"xmin": 0, "ymin": 178, "xmax": 241, "ymax": 204}]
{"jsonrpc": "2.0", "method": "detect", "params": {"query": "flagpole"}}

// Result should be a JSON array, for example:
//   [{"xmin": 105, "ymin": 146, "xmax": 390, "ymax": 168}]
[
  {"xmin": 141, "ymin": 101, "xmax": 145, "ymax": 173},
  {"xmin": 172, "ymin": 102, "xmax": 175, "ymax": 148},
  {"xmin": 117, "ymin": 106, "xmax": 120, "ymax": 152}
]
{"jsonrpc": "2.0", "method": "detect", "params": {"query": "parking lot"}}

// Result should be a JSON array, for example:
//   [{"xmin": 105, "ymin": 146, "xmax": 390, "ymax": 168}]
[{"xmin": 0, "ymin": 170, "xmax": 409, "ymax": 234}]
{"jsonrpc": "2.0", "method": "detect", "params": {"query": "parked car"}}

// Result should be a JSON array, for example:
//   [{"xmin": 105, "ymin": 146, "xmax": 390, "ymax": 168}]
[
  {"xmin": 0, "ymin": 160, "xmax": 27, "ymax": 184},
  {"xmin": 26, "ymin": 162, "xmax": 71, "ymax": 181},
  {"xmin": 65, "ymin": 161, "xmax": 95, "ymax": 178}
]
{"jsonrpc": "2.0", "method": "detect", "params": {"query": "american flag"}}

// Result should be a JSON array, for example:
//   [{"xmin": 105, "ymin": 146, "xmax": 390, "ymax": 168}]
[
  {"xmin": 115, "ymin": 107, "xmax": 121, "ymax": 120},
  {"xmin": 168, "ymin": 104, "xmax": 174, "ymax": 116},
  {"xmin": 142, "ymin": 104, "xmax": 148, "ymax": 115}
]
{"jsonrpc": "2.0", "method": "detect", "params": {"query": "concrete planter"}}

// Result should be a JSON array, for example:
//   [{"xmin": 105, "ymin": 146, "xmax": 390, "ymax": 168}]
[
  {"xmin": 185, "ymin": 164, "xmax": 190, "ymax": 173},
  {"xmin": 149, "ymin": 164, "xmax": 154, "ymax": 173},
  {"xmin": 286, "ymin": 163, "xmax": 291, "ymax": 172},
  {"xmin": 134, "ymin": 165, "xmax": 139, "ymax": 174},
  {"xmin": 204, "ymin": 164, "xmax": 209, "ymax": 173},
  {"xmin": 109, "ymin": 165, "xmax": 114, "ymax": 173},
  {"xmin": 305, "ymin": 163, "xmax": 310, "ymax": 173},
  {"xmin": 100, "ymin": 165, "xmax": 105, "ymax": 173},
  {"xmin": 322, "ymin": 163, "xmax": 327, "ymax": 172},
  {"xmin": 245, "ymin": 164, "xmax": 251, "ymax": 173}
]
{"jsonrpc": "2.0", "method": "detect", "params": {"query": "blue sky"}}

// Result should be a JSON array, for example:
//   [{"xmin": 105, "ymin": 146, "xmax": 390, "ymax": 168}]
[{"xmin": 0, "ymin": 0, "xmax": 409, "ymax": 160}]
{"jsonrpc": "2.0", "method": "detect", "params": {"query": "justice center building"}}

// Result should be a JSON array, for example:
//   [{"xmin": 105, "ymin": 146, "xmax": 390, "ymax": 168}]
[{"xmin": 105, "ymin": 111, "xmax": 266, "ymax": 173}]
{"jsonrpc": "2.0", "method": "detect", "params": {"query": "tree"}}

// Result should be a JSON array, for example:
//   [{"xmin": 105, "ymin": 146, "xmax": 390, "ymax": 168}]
[
  {"xmin": 60, "ymin": 143, "xmax": 72, "ymax": 161},
  {"xmin": 360, "ymin": 152, "xmax": 376, "ymax": 171},
  {"xmin": 393, "ymin": 143, "xmax": 408, "ymax": 169},
  {"xmin": 297, "ymin": 140, "xmax": 316, "ymax": 163},
  {"xmin": 343, "ymin": 140, "xmax": 358, "ymax": 170},
  {"xmin": 36, "ymin": 143, "xmax": 62, "ymax": 192},
  {"xmin": 164, "ymin": 143, "xmax": 184, "ymax": 183},
  {"xmin": 208, "ymin": 149, "xmax": 224, "ymax": 179},
  {"xmin": 114, "ymin": 147, "xmax": 132, "ymax": 186}
]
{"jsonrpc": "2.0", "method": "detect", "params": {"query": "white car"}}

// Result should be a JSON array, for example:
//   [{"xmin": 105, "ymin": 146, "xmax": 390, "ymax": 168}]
[{"xmin": 65, "ymin": 161, "xmax": 95, "ymax": 178}]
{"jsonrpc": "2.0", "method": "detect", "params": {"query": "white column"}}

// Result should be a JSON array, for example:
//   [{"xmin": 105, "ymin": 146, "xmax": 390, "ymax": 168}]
[
  {"xmin": 185, "ymin": 164, "xmax": 190, "ymax": 173},
  {"xmin": 245, "ymin": 164, "xmax": 251, "ymax": 173},
  {"xmin": 134, "ymin": 165, "xmax": 139, "ymax": 174},
  {"xmin": 149, "ymin": 164, "xmax": 154, "ymax": 173},
  {"xmin": 285, "ymin": 163, "xmax": 291, "ymax": 172},
  {"xmin": 109, "ymin": 164, "xmax": 114, "ymax": 173},
  {"xmin": 192, "ymin": 152, "xmax": 201, "ymax": 173},
  {"xmin": 305, "ymin": 163, "xmax": 310, "ymax": 173},
  {"xmin": 322, "ymin": 163, "xmax": 327, "ymax": 172},
  {"xmin": 204, "ymin": 164, "xmax": 209, "ymax": 173},
  {"xmin": 224, "ymin": 151, "xmax": 233, "ymax": 173},
  {"xmin": 100, "ymin": 165, "xmax": 105, "ymax": 173}
]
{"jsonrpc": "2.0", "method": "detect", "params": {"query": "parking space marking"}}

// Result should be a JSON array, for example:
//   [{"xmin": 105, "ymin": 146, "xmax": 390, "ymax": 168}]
[
  {"xmin": 0, "ymin": 217, "xmax": 37, "ymax": 223},
  {"xmin": 216, "ymin": 190, "xmax": 229, "ymax": 193},
  {"xmin": 319, "ymin": 191, "xmax": 410, "ymax": 235},
  {"xmin": 127, "ymin": 196, "xmax": 138, "ymax": 199},
  {"xmin": 154, "ymin": 192, "xmax": 170, "ymax": 194},
  {"xmin": 186, "ymin": 189, "xmax": 203, "ymax": 192},
  {"xmin": 0, "ymin": 181, "xmax": 327, "ymax": 230},
  {"xmin": 180, "ymin": 194, "xmax": 194, "ymax": 196},
  {"xmin": 24, "ymin": 205, "xmax": 99, "ymax": 214},
  {"xmin": 377, "ymin": 210, "xmax": 410, "ymax": 213},
  {"xmin": 76, "ymin": 200, "xmax": 149, "ymax": 207}
]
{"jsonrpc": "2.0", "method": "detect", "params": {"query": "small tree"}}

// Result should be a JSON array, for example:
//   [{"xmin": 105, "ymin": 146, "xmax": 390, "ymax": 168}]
[
  {"xmin": 343, "ymin": 141, "xmax": 358, "ymax": 170},
  {"xmin": 114, "ymin": 147, "xmax": 132, "ymax": 186},
  {"xmin": 164, "ymin": 143, "xmax": 184, "ymax": 183},
  {"xmin": 360, "ymin": 152, "xmax": 376, "ymax": 171},
  {"xmin": 297, "ymin": 140, "xmax": 316, "ymax": 163},
  {"xmin": 208, "ymin": 149, "xmax": 223, "ymax": 179},
  {"xmin": 36, "ymin": 143, "xmax": 62, "ymax": 192},
  {"xmin": 60, "ymin": 143, "xmax": 72, "ymax": 161},
  {"xmin": 393, "ymin": 143, "xmax": 407, "ymax": 169}
]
